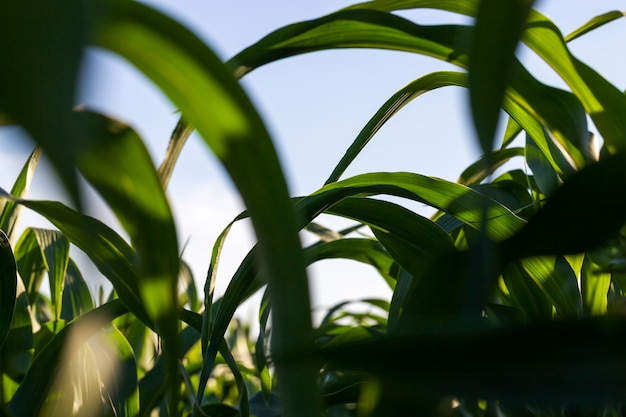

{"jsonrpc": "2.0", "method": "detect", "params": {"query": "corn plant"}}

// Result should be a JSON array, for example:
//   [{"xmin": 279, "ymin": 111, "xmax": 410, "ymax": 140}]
[{"xmin": 1, "ymin": 0, "xmax": 626, "ymax": 416}]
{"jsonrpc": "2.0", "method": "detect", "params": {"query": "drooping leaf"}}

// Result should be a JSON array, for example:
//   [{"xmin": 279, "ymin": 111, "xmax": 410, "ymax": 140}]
[
  {"xmin": 458, "ymin": 147, "xmax": 525, "ymax": 186},
  {"xmin": 75, "ymin": 110, "xmax": 179, "ymax": 323},
  {"xmin": 350, "ymin": 0, "xmax": 626, "ymax": 154},
  {"xmin": 469, "ymin": 0, "xmax": 534, "ymax": 154},
  {"xmin": 230, "ymin": 7, "xmax": 589, "ymax": 172},
  {"xmin": 93, "ymin": 3, "xmax": 317, "ymax": 416},
  {"xmin": 326, "ymin": 197, "xmax": 454, "ymax": 278},
  {"xmin": 0, "ymin": 191, "xmax": 150, "ymax": 327},
  {"xmin": 305, "ymin": 172, "xmax": 525, "ymax": 241}
]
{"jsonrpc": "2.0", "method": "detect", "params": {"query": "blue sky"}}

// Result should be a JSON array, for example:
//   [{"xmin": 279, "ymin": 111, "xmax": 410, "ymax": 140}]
[{"xmin": 1, "ymin": 1, "xmax": 625, "ymax": 320}]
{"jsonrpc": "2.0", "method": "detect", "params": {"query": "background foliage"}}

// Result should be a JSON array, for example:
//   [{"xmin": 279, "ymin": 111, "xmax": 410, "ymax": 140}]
[{"xmin": 1, "ymin": 1, "xmax": 626, "ymax": 416}]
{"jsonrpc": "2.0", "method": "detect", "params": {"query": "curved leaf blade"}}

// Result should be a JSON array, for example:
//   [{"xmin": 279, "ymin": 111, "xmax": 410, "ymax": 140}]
[
  {"xmin": 93, "ymin": 3, "xmax": 317, "ymax": 416},
  {"xmin": 0, "ymin": 230, "xmax": 17, "ymax": 348}
]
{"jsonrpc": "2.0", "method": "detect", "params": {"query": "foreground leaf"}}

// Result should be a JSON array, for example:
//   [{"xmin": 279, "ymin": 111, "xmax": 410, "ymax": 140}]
[
  {"xmin": 469, "ymin": 0, "xmax": 534, "ymax": 154},
  {"xmin": 8, "ymin": 300, "xmax": 128, "ymax": 417},
  {"xmin": 318, "ymin": 316, "xmax": 626, "ymax": 407},
  {"xmin": 93, "ymin": 3, "xmax": 317, "ymax": 416},
  {"xmin": 0, "ymin": 230, "xmax": 17, "ymax": 348}
]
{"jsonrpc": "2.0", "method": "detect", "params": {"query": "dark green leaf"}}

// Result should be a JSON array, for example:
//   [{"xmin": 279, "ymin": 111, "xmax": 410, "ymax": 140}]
[
  {"xmin": 317, "ymin": 316, "xmax": 626, "ymax": 407},
  {"xmin": 61, "ymin": 259, "xmax": 95, "ymax": 321},
  {"xmin": 0, "ymin": 230, "xmax": 17, "ymax": 347},
  {"xmin": 0, "ymin": 0, "xmax": 92, "ymax": 203},
  {"xmin": 94, "ymin": 3, "xmax": 318, "ymax": 414},
  {"xmin": 469, "ymin": 0, "xmax": 534, "ymax": 154},
  {"xmin": 502, "ymin": 152, "xmax": 626, "ymax": 260}
]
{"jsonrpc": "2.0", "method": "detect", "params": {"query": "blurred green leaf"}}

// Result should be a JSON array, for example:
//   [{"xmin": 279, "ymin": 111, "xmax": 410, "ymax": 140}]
[
  {"xmin": 0, "ymin": 230, "xmax": 17, "ymax": 348},
  {"xmin": 93, "ymin": 3, "xmax": 317, "ymax": 415},
  {"xmin": 318, "ymin": 316, "xmax": 626, "ymax": 407},
  {"xmin": 0, "ymin": 1, "xmax": 92, "ymax": 203},
  {"xmin": 8, "ymin": 300, "xmax": 128, "ymax": 417},
  {"xmin": 14, "ymin": 229, "xmax": 46, "ymax": 304},
  {"xmin": 75, "ymin": 110, "xmax": 179, "ymax": 323},
  {"xmin": 501, "ymin": 152, "xmax": 626, "ymax": 260},
  {"xmin": 1, "ymin": 277, "xmax": 34, "ymax": 386},
  {"xmin": 469, "ymin": 0, "xmax": 534, "ymax": 154}
]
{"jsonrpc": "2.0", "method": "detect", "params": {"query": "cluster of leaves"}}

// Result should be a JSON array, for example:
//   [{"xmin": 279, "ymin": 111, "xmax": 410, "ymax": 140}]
[{"xmin": 1, "ymin": 0, "xmax": 626, "ymax": 416}]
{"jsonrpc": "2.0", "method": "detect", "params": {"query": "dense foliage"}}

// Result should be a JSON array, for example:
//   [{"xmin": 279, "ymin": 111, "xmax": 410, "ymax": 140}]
[{"xmin": 1, "ymin": 1, "xmax": 626, "ymax": 416}]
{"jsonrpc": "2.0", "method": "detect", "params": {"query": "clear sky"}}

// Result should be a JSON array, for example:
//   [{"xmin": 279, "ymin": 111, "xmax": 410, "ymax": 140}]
[{"xmin": 1, "ymin": 1, "xmax": 625, "ymax": 321}]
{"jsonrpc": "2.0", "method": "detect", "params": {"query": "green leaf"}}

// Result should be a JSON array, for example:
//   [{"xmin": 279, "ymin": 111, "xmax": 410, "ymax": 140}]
[
  {"xmin": 326, "ymin": 197, "xmax": 454, "ymax": 278},
  {"xmin": 522, "ymin": 11, "xmax": 626, "ymax": 154},
  {"xmin": 458, "ymin": 147, "xmax": 525, "ymax": 186},
  {"xmin": 33, "ymin": 229, "xmax": 70, "ymax": 322},
  {"xmin": 520, "ymin": 256, "xmax": 582, "ymax": 318},
  {"xmin": 158, "ymin": 119, "xmax": 194, "ymax": 190},
  {"xmin": 232, "ymin": 7, "xmax": 589, "ymax": 172},
  {"xmin": 305, "ymin": 238, "xmax": 398, "ymax": 289},
  {"xmin": 1, "ymin": 277, "xmax": 34, "ymax": 385},
  {"xmin": 93, "ymin": 3, "xmax": 317, "ymax": 416},
  {"xmin": 0, "ymin": 1, "xmax": 92, "ymax": 203},
  {"xmin": 317, "ymin": 316, "xmax": 626, "ymax": 407},
  {"xmin": 306, "ymin": 172, "xmax": 525, "ymax": 241},
  {"xmin": 500, "ymin": 261, "xmax": 553, "ymax": 321},
  {"xmin": 0, "ymin": 147, "xmax": 42, "ymax": 242},
  {"xmin": 525, "ymin": 132, "xmax": 563, "ymax": 195},
  {"xmin": 325, "ymin": 71, "xmax": 468, "ymax": 184},
  {"xmin": 501, "ymin": 152, "xmax": 626, "ymax": 260},
  {"xmin": 0, "ymin": 230, "xmax": 17, "ymax": 348},
  {"xmin": 564, "ymin": 11, "xmax": 626, "ymax": 43},
  {"xmin": 581, "ymin": 255, "xmax": 611, "ymax": 316},
  {"xmin": 8, "ymin": 300, "xmax": 128, "ymax": 417},
  {"xmin": 76, "ymin": 110, "xmax": 179, "ymax": 323},
  {"xmin": 350, "ymin": 0, "xmax": 626, "ymax": 154},
  {"xmin": 469, "ymin": 0, "xmax": 534, "ymax": 154},
  {"xmin": 0, "ymin": 191, "xmax": 151, "ymax": 327},
  {"xmin": 60, "ymin": 259, "xmax": 95, "ymax": 321}
]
